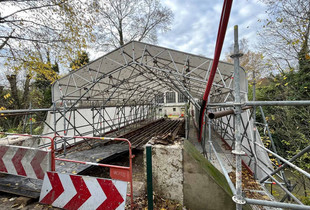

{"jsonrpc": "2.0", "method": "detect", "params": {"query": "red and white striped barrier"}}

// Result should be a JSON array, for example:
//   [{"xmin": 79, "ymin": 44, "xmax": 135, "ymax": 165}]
[
  {"xmin": 40, "ymin": 172, "xmax": 127, "ymax": 210},
  {"xmin": 0, "ymin": 145, "xmax": 51, "ymax": 180}
]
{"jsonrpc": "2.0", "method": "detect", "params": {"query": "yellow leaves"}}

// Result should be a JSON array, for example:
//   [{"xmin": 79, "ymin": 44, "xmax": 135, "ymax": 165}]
[
  {"xmin": 306, "ymin": 54, "xmax": 310, "ymax": 60},
  {"xmin": 284, "ymin": 82, "xmax": 288, "ymax": 86},
  {"xmin": 3, "ymin": 93, "xmax": 11, "ymax": 99},
  {"xmin": 0, "ymin": 107, "xmax": 6, "ymax": 119},
  {"xmin": 283, "ymin": 76, "xmax": 287, "ymax": 80},
  {"xmin": 291, "ymin": 39, "xmax": 300, "ymax": 46}
]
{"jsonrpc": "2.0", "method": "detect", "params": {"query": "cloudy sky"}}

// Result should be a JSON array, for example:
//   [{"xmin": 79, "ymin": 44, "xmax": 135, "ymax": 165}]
[
  {"xmin": 0, "ymin": 0, "xmax": 267, "ymax": 86},
  {"xmin": 157, "ymin": 0, "xmax": 267, "ymax": 58}
]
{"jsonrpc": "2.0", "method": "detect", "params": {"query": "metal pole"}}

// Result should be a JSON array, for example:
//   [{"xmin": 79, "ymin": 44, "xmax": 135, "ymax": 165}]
[
  {"xmin": 73, "ymin": 108, "xmax": 76, "ymax": 139},
  {"xmin": 53, "ymin": 102, "xmax": 57, "ymax": 151},
  {"xmin": 231, "ymin": 25, "xmax": 245, "ymax": 209},
  {"xmin": 245, "ymin": 198, "xmax": 310, "ymax": 209},
  {"xmin": 103, "ymin": 107, "xmax": 105, "ymax": 135},
  {"xmin": 255, "ymin": 142, "xmax": 310, "ymax": 179},
  {"xmin": 259, "ymin": 106, "xmax": 288, "ymax": 186},
  {"xmin": 208, "ymin": 106, "xmax": 252, "ymax": 119},
  {"xmin": 252, "ymin": 71, "xmax": 258, "ymax": 179},
  {"xmin": 29, "ymin": 102, "xmax": 32, "ymax": 135},
  {"xmin": 208, "ymin": 111, "xmax": 212, "ymax": 161},
  {"xmin": 207, "ymin": 95, "xmax": 212, "ymax": 161},
  {"xmin": 211, "ymin": 142, "xmax": 236, "ymax": 194},
  {"xmin": 92, "ymin": 107, "xmax": 95, "ymax": 136},
  {"xmin": 202, "ymin": 112, "xmax": 207, "ymax": 157},
  {"xmin": 146, "ymin": 144, "xmax": 153, "ymax": 210},
  {"xmin": 207, "ymin": 100, "xmax": 310, "ymax": 107},
  {"xmin": 260, "ymin": 144, "xmax": 310, "ymax": 183},
  {"xmin": 257, "ymin": 164, "xmax": 303, "ymax": 205},
  {"xmin": 185, "ymin": 101, "xmax": 188, "ymax": 139},
  {"xmin": 63, "ymin": 101, "xmax": 66, "ymax": 136}
]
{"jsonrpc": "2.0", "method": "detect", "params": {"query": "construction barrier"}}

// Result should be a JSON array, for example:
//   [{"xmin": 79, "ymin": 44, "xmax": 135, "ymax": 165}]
[
  {"xmin": 43, "ymin": 135, "xmax": 134, "ymax": 210},
  {"xmin": 40, "ymin": 171, "xmax": 127, "ymax": 210},
  {"xmin": 0, "ymin": 133, "xmax": 55, "ymax": 179}
]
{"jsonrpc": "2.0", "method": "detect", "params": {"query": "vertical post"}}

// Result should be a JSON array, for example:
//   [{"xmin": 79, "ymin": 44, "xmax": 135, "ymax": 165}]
[
  {"xmin": 203, "ymin": 112, "xmax": 207, "ymax": 157},
  {"xmin": 185, "ymin": 102, "xmax": 188, "ymax": 139},
  {"xmin": 103, "ymin": 107, "xmax": 105, "ymax": 135},
  {"xmin": 207, "ymin": 95, "xmax": 212, "ymax": 161},
  {"xmin": 128, "ymin": 142, "xmax": 134, "ymax": 210},
  {"xmin": 92, "ymin": 107, "xmax": 95, "ymax": 136},
  {"xmin": 123, "ymin": 106, "xmax": 126, "ymax": 133},
  {"xmin": 63, "ymin": 101, "xmax": 67, "ymax": 156},
  {"xmin": 73, "ymin": 108, "xmax": 76, "ymax": 138},
  {"xmin": 53, "ymin": 101, "xmax": 57, "ymax": 151},
  {"xmin": 117, "ymin": 106, "xmax": 120, "ymax": 132},
  {"xmin": 208, "ymin": 110, "xmax": 212, "ymax": 161},
  {"xmin": 63, "ymin": 101, "xmax": 66, "ymax": 136},
  {"xmin": 231, "ymin": 25, "xmax": 246, "ymax": 209},
  {"xmin": 208, "ymin": 117, "xmax": 212, "ymax": 161},
  {"xmin": 29, "ymin": 102, "xmax": 32, "ymax": 135},
  {"xmin": 253, "ymin": 71, "xmax": 258, "ymax": 179},
  {"xmin": 146, "ymin": 144, "xmax": 153, "ymax": 210}
]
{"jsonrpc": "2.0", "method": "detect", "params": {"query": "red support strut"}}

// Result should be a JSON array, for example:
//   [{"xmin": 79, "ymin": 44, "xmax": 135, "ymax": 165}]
[{"xmin": 198, "ymin": 0, "xmax": 233, "ymax": 142}]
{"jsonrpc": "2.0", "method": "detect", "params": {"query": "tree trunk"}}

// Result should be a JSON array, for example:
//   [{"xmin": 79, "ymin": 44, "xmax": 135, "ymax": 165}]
[
  {"xmin": 22, "ymin": 74, "xmax": 31, "ymax": 109},
  {"xmin": 0, "ymin": 86, "xmax": 4, "ymax": 95},
  {"xmin": 118, "ymin": 19, "xmax": 124, "ymax": 46},
  {"xmin": 6, "ymin": 74, "xmax": 21, "ymax": 109},
  {"xmin": 298, "ymin": 11, "xmax": 310, "ymax": 73}
]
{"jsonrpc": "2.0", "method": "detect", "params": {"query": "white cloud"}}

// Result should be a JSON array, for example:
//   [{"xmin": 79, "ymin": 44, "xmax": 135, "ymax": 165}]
[{"xmin": 158, "ymin": 0, "xmax": 267, "ymax": 59}]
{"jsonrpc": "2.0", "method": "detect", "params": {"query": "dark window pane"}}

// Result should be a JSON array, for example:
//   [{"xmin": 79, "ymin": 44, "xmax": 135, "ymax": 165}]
[
  {"xmin": 166, "ymin": 92, "xmax": 176, "ymax": 103},
  {"xmin": 178, "ymin": 92, "xmax": 187, "ymax": 103},
  {"xmin": 155, "ymin": 93, "xmax": 164, "ymax": 103}
]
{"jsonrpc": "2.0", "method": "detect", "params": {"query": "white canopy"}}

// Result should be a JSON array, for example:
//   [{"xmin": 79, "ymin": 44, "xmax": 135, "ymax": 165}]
[{"xmin": 52, "ymin": 41, "xmax": 247, "ymax": 107}]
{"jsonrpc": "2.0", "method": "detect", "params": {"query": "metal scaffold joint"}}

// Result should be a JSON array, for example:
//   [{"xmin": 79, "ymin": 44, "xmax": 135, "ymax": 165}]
[
  {"xmin": 232, "ymin": 195, "xmax": 246, "ymax": 205},
  {"xmin": 232, "ymin": 149, "xmax": 245, "ymax": 155},
  {"xmin": 230, "ymin": 53, "xmax": 243, "ymax": 58}
]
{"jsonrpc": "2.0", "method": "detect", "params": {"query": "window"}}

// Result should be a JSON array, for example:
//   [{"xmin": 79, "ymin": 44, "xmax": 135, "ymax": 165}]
[
  {"xmin": 173, "ymin": 108, "xmax": 176, "ymax": 111},
  {"xmin": 178, "ymin": 92, "xmax": 187, "ymax": 103},
  {"xmin": 159, "ymin": 108, "xmax": 162, "ymax": 112},
  {"xmin": 155, "ymin": 93, "xmax": 164, "ymax": 103},
  {"xmin": 166, "ymin": 92, "xmax": 176, "ymax": 103}
]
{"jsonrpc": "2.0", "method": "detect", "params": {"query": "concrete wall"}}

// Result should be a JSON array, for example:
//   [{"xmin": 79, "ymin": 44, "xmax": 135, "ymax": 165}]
[
  {"xmin": 146, "ymin": 140, "xmax": 251, "ymax": 209},
  {"xmin": 183, "ymin": 140, "xmax": 252, "ymax": 210},
  {"xmin": 146, "ymin": 142, "xmax": 184, "ymax": 204},
  {"xmin": 184, "ymin": 140, "xmax": 234, "ymax": 210},
  {"xmin": 0, "ymin": 136, "xmax": 41, "ymax": 147}
]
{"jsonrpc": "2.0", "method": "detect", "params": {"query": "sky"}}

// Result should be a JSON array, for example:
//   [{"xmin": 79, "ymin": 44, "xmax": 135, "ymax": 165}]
[
  {"xmin": 0, "ymin": 0, "xmax": 268, "ymax": 86},
  {"xmin": 157, "ymin": 0, "xmax": 267, "ymax": 58}
]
